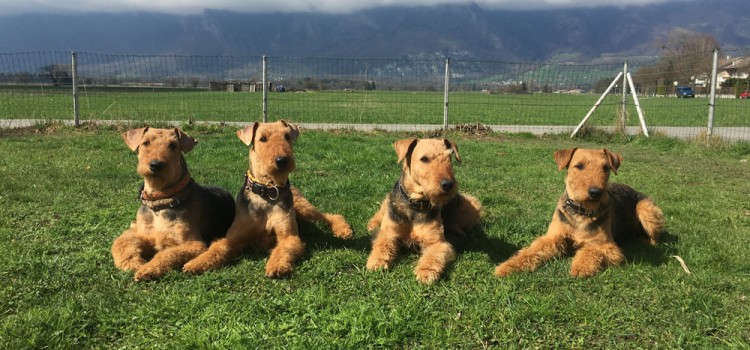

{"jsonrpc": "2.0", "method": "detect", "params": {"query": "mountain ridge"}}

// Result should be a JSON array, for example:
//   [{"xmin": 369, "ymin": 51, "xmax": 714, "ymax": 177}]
[{"xmin": 1, "ymin": 1, "xmax": 748, "ymax": 62}]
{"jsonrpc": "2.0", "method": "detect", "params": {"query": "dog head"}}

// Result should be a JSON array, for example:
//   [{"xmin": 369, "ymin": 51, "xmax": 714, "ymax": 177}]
[
  {"xmin": 122, "ymin": 127, "xmax": 196, "ymax": 190},
  {"xmin": 237, "ymin": 120, "xmax": 300, "ymax": 186},
  {"xmin": 554, "ymin": 148, "xmax": 621, "ymax": 207},
  {"xmin": 395, "ymin": 138, "xmax": 461, "ymax": 207}
]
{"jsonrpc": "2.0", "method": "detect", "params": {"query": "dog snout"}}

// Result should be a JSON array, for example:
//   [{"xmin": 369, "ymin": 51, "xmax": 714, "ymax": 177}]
[
  {"xmin": 274, "ymin": 156, "xmax": 290, "ymax": 169},
  {"xmin": 149, "ymin": 160, "xmax": 165, "ymax": 173},
  {"xmin": 588, "ymin": 187, "xmax": 603, "ymax": 199},
  {"xmin": 440, "ymin": 179, "xmax": 454, "ymax": 192}
]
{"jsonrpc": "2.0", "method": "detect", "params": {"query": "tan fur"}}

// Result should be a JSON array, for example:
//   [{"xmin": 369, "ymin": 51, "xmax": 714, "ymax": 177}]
[
  {"xmin": 112, "ymin": 127, "xmax": 230, "ymax": 281},
  {"xmin": 366, "ymin": 138, "xmax": 483, "ymax": 284},
  {"xmin": 495, "ymin": 148, "xmax": 664, "ymax": 278},
  {"xmin": 183, "ymin": 120, "xmax": 352, "ymax": 278}
]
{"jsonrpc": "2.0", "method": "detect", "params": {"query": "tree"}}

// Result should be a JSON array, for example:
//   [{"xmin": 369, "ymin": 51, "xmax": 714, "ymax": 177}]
[
  {"xmin": 189, "ymin": 77, "xmax": 200, "ymax": 89},
  {"xmin": 633, "ymin": 28, "xmax": 719, "ymax": 94},
  {"xmin": 39, "ymin": 64, "xmax": 71, "ymax": 86}
]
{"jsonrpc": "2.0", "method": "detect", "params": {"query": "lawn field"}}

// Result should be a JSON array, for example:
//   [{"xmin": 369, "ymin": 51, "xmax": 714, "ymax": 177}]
[
  {"xmin": 1, "ymin": 85, "xmax": 749, "ymax": 127},
  {"xmin": 0, "ymin": 124, "xmax": 749, "ymax": 348}
]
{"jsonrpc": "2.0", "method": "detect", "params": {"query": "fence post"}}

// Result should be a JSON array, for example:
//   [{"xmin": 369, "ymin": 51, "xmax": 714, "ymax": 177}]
[
  {"xmin": 620, "ymin": 61, "xmax": 628, "ymax": 133},
  {"xmin": 443, "ymin": 58, "xmax": 450, "ymax": 130},
  {"xmin": 262, "ymin": 55, "xmax": 268, "ymax": 122},
  {"xmin": 707, "ymin": 48, "xmax": 719, "ymax": 140},
  {"xmin": 71, "ymin": 51, "xmax": 79, "ymax": 127}
]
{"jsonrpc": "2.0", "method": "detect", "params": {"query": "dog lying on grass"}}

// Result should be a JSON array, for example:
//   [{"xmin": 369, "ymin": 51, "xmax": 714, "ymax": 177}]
[
  {"xmin": 183, "ymin": 120, "xmax": 353, "ymax": 277},
  {"xmin": 495, "ymin": 148, "xmax": 664, "ymax": 278},
  {"xmin": 366, "ymin": 138, "xmax": 483, "ymax": 284},
  {"xmin": 112, "ymin": 127, "xmax": 235, "ymax": 281}
]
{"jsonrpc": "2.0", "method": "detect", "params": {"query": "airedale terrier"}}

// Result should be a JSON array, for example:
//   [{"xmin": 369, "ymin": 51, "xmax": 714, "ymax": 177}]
[
  {"xmin": 495, "ymin": 148, "xmax": 664, "ymax": 278},
  {"xmin": 112, "ymin": 127, "xmax": 235, "ymax": 281},
  {"xmin": 183, "ymin": 120, "xmax": 353, "ymax": 277},
  {"xmin": 366, "ymin": 138, "xmax": 483, "ymax": 284}
]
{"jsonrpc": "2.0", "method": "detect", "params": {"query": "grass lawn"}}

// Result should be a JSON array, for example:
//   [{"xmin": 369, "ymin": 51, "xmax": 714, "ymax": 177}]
[
  {"xmin": 1, "ymin": 86, "xmax": 749, "ymax": 127},
  {"xmin": 0, "ymin": 123, "xmax": 749, "ymax": 348}
]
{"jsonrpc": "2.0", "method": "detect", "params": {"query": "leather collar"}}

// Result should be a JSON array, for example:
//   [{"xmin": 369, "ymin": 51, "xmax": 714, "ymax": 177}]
[
  {"xmin": 398, "ymin": 181, "xmax": 433, "ymax": 211},
  {"xmin": 563, "ymin": 192, "xmax": 609, "ymax": 219},
  {"xmin": 139, "ymin": 173, "xmax": 193, "ymax": 211},
  {"xmin": 244, "ymin": 170, "xmax": 290, "ymax": 201}
]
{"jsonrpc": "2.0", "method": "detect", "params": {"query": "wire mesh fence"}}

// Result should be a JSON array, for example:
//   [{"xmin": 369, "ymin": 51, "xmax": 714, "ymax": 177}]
[{"xmin": 0, "ymin": 50, "xmax": 748, "ymax": 141}]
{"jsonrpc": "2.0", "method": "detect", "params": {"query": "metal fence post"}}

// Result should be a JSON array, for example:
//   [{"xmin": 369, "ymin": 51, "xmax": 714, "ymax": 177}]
[
  {"xmin": 262, "ymin": 55, "xmax": 268, "ymax": 122},
  {"xmin": 71, "ymin": 51, "xmax": 79, "ymax": 127},
  {"xmin": 443, "ymin": 58, "xmax": 450, "ymax": 130},
  {"xmin": 620, "ymin": 61, "xmax": 628, "ymax": 132},
  {"xmin": 707, "ymin": 48, "xmax": 719, "ymax": 139}
]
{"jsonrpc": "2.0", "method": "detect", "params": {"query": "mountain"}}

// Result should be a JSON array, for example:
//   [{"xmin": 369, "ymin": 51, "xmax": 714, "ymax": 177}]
[{"xmin": 0, "ymin": 0, "xmax": 749, "ymax": 62}]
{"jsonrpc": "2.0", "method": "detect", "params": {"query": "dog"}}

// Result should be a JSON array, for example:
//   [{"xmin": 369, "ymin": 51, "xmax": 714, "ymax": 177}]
[
  {"xmin": 366, "ymin": 138, "xmax": 483, "ymax": 284},
  {"xmin": 183, "ymin": 120, "xmax": 353, "ymax": 277},
  {"xmin": 495, "ymin": 148, "xmax": 664, "ymax": 278},
  {"xmin": 111, "ymin": 127, "xmax": 235, "ymax": 281}
]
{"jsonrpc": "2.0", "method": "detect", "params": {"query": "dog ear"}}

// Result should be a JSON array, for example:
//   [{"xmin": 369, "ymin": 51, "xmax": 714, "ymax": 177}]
[
  {"xmin": 393, "ymin": 138, "xmax": 418, "ymax": 166},
  {"xmin": 603, "ymin": 149, "xmax": 622, "ymax": 175},
  {"xmin": 280, "ymin": 120, "xmax": 300, "ymax": 142},
  {"xmin": 553, "ymin": 148, "xmax": 577, "ymax": 170},
  {"xmin": 237, "ymin": 122, "xmax": 260, "ymax": 147},
  {"xmin": 122, "ymin": 127, "xmax": 148, "ymax": 152},
  {"xmin": 175, "ymin": 128, "xmax": 197, "ymax": 154},
  {"xmin": 443, "ymin": 139, "xmax": 461, "ymax": 163}
]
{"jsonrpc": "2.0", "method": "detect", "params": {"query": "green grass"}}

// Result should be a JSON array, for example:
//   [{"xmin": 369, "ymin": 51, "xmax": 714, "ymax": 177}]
[
  {"xmin": 1, "ymin": 85, "xmax": 749, "ymax": 127},
  {"xmin": 1, "ymin": 124, "xmax": 749, "ymax": 348}
]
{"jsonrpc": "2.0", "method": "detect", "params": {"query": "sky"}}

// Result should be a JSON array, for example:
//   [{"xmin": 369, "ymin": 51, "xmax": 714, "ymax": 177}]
[{"xmin": 1, "ymin": 0, "xmax": 690, "ymax": 15}]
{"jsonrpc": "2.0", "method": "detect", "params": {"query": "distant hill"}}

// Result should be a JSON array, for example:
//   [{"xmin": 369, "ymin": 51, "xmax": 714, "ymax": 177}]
[{"xmin": 1, "ymin": 0, "xmax": 749, "ymax": 61}]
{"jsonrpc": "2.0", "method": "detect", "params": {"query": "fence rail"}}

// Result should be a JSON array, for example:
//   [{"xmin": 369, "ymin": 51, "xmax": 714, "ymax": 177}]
[{"xmin": 0, "ymin": 50, "xmax": 748, "ymax": 141}]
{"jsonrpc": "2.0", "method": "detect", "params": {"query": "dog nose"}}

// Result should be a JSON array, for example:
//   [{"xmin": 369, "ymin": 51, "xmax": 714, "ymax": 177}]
[
  {"xmin": 149, "ymin": 160, "xmax": 165, "ymax": 173},
  {"xmin": 588, "ymin": 187, "xmax": 603, "ymax": 199},
  {"xmin": 440, "ymin": 179, "xmax": 454, "ymax": 191},
  {"xmin": 275, "ymin": 156, "xmax": 289, "ymax": 169}
]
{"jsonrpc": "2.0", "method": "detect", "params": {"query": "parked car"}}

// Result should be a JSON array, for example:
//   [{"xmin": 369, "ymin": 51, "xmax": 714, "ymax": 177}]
[
  {"xmin": 676, "ymin": 86, "xmax": 695, "ymax": 98},
  {"xmin": 739, "ymin": 90, "xmax": 750, "ymax": 99}
]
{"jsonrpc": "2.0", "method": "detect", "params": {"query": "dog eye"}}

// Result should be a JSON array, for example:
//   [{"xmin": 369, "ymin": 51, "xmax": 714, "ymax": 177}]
[
  {"xmin": 284, "ymin": 133, "xmax": 291, "ymax": 141},
  {"xmin": 603, "ymin": 165, "xmax": 610, "ymax": 173},
  {"xmin": 419, "ymin": 156, "xmax": 430, "ymax": 163},
  {"xmin": 141, "ymin": 141, "xmax": 150, "ymax": 147},
  {"xmin": 168, "ymin": 142, "xmax": 177, "ymax": 151},
  {"xmin": 259, "ymin": 136, "xmax": 267, "ymax": 143},
  {"xmin": 574, "ymin": 163, "xmax": 584, "ymax": 170}
]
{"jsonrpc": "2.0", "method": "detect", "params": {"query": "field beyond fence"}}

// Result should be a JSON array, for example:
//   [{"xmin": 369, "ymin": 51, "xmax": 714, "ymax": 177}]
[{"xmin": 0, "ymin": 50, "xmax": 749, "ymax": 140}]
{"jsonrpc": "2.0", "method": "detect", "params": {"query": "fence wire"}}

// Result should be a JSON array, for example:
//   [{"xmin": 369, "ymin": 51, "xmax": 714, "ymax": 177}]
[{"xmin": 0, "ymin": 50, "xmax": 748, "ymax": 141}]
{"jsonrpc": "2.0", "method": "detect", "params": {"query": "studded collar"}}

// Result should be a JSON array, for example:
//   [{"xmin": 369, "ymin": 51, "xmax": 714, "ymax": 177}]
[{"xmin": 244, "ymin": 170, "xmax": 291, "ymax": 201}]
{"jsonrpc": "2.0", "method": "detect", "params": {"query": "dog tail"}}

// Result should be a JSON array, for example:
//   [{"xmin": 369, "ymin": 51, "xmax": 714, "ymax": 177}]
[{"xmin": 635, "ymin": 198, "xmax": 664, "ymax": 246}]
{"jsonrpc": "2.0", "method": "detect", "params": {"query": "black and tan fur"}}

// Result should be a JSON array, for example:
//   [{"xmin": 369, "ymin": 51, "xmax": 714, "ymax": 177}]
[
  {"xmin": 366, "ymin": 138, "xmax": 483, "ymax": 284},
  {"xmin": 112, "ymin": 127, "xmax": 235, "ymax": 281},
  {"xmin": 495, "ymin": 148, "xmax": 664, "ymax": 278},
  {"xmin": 183, "ymin": 120, "xmax": 353, "ymax": 278}
]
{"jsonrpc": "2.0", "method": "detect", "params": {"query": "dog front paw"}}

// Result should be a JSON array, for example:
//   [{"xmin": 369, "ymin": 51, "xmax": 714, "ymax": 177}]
[
  {"xmin": 365, "ymin": 256, "xmax": 390, "ymax": 271},
  {"xmin": 134, "ymin": 264, "xmax": 166, "ymax": 281},
  {"xmin": 182, "ymin": 260, "xmax": 207, "ymax": 275},
  {"xmin": 332, "ymin": 222, "xmax": 354, "ymax": 239},
  {"xmin": 494, "ymin": 263, "xmax": 515, "ymax": 277},
  {"xmin": 265, "ymin": 262, "xmax": 293, "ymax": 278},
  {"xmin": 570, "ymin": 262, "xmax": 601, "ymax": 278},
  {"xmin": 414, "ymin": 267, "xmax": 441, "ymax": 284},
  {"xmin": 115, "ymin": 257, "xmax": 146, "ymax": 272}
]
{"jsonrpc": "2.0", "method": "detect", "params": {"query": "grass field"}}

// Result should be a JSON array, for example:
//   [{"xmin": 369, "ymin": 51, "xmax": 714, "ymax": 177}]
[
  {"xmin": 0, "ymin": 123, "xmax": 748, "ymax": 348},
  {"xmin": 1, "ymin": 85, "xmax": 749, "ymax": 127}
]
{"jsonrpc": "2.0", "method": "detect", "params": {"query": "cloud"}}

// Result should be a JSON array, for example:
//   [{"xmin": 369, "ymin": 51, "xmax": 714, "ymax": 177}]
[{"xmin": 1, "ymin": 0, "xmax": 691, "ymax": 15}]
